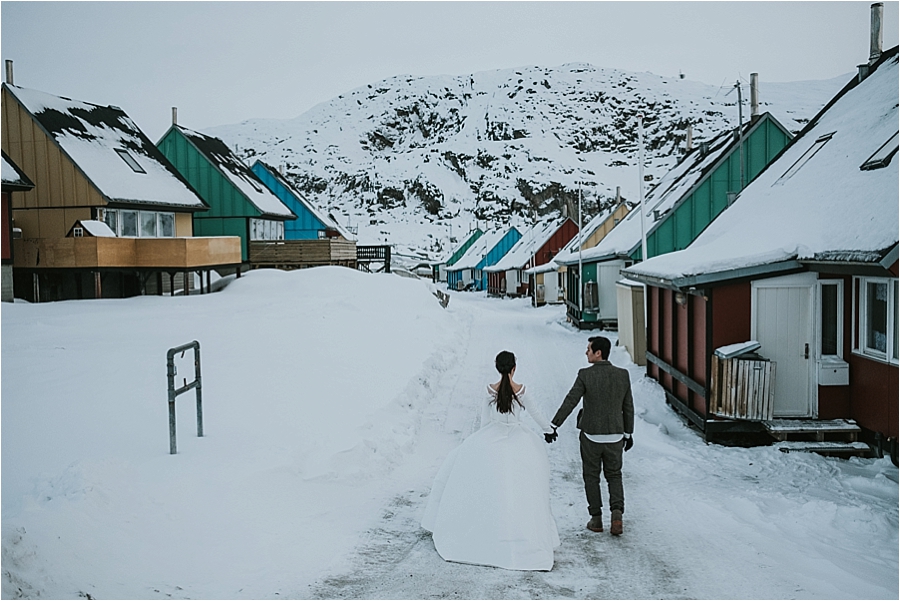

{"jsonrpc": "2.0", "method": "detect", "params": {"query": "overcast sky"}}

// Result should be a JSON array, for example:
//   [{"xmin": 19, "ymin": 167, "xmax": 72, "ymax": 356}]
[{"xmin": 2, "ymin": 1, "xmax": 898, "ymax": 140}]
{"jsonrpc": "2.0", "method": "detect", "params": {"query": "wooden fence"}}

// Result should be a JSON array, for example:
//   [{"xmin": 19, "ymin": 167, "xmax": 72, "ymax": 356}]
[
  {"xmin": 248, "ymin": 239, "xmax": 357, "ymax": 269},
  {"xmin": 710, "ymin": 355, "xmax": 776, "ymax": 421}
]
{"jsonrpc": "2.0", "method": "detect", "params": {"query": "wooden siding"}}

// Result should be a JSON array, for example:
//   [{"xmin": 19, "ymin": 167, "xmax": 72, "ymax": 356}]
[
  {"xmin": 12, "ymin": 207, "xmax": 92, "ymax": 239},
  {"xmin": 582, "ymin": 203, "xmax": 631, "ymax": 249},
  {"xmin": 13, "ymin": 236, "xmax": 241, "ymax": 269},
  {"xmin": 175, "ymin": 212, "xmax": 193, "ymax": 237},
  {"xmin": 251, "ymin": 164, "xmax": 326, "ymax": 240},
  {"xmin": 194, "ymin": 216, "xmax": 249, "ymax": 261},
  {"xmin": 633, "ymin": 116, "xmax": 792, "ymax": 261},
  {"xmin": 248, "ymin": 239, "xmax": 357, "ymax": 268},
  {"xmin": 2, "ymin": 87, "xmax": 106, "ymax": 211},
  {"xmin": 1, "ymin": 192, "xmax": 10, "ymax": 262},
  {"xmin": 157, "ymin": 129, "xmax": 262, "ymax": 220}
]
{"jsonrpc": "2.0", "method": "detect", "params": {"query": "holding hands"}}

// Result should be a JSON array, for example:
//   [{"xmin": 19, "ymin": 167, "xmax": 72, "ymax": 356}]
[{"xmin": 544, "ymin": 426, "xmax": 558, "ymax": 444}]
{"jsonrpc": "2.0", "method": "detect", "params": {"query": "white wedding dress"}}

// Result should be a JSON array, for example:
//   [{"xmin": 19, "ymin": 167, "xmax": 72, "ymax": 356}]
[{"xmin": 421, "ymin": 385, "xmax": 560, "ymax": 571}]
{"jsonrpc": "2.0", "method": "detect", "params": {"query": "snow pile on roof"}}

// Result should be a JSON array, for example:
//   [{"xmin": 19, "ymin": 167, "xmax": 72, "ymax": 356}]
[
  {"xmin": 451, "ymin": 228, "xmax": 511, "ymax": 270},
  {"xmin": 4, "ymin": 85, "xmax": 205, "ymax": 208},
  {"xmin": 565, "ymin": 117, "xmax": 774, "ymax": 266},
  {"xmin": 552, "ymin": 203, "xmax": 623, "ymax": 265},
  {"xmin": 626, "ymin": 51, "xmax": 899, "ymax": 284},
  {"xmin": 1, "ymin": 152, "xmax": 33, "ymax": 189},
  {"xmin": 175, "ymin": 126, "xmax": 294, "ymax": 218},
  {"xmin": 485, "ymin": 218, "xmax": 564, "ymax": 272},
  {"xmin": 77, "ymin": 220, "xmax": 116, "ymax": 237}
]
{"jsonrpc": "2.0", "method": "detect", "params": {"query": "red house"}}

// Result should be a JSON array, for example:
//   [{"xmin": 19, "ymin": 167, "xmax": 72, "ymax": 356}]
[
  {"xmin": 485, "ymin": 217, "xmax": 578, "ymax": 297},
  {"xmin": 623, "ymin": 46, "xmax": 899, "ymax": 462},
  {"xmin": 1, "ymin": 151, "xmax": 34, "ymax": 301}
]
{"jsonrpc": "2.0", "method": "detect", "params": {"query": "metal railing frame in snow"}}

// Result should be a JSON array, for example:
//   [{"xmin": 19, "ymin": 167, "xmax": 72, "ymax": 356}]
[{"xmin": 167, "ymin": 340, "xmax": 203, "ymax": 454}]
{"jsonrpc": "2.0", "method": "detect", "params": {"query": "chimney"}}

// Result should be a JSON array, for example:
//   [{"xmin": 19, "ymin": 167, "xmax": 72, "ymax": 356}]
[
  {"xmin": 869, "ymin": 2, "xmax": 884, "ymax": 63},
  {"xmin": 172, "ymin": 107, "xmax": 178, "ymax": 126},
  {"xmin": 615, "ymin": 186, "xmax": 622, "ymax": 204},
  {"xmin": 750, "ymin": 73, "xmax": 759, "ymax": 118},
  {"xmin": 5, "ymin": 60, "xmax": 13, "ymax": 85},
  {"xmin": 686, "ymin": 123, "xmax": 693, "ymax": 152}
]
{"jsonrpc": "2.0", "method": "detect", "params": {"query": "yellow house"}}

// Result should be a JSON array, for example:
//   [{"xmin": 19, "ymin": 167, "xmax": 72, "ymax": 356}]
[{"xmin": 1, "ymin": 81, "xmax": 240, "ymax": 301}]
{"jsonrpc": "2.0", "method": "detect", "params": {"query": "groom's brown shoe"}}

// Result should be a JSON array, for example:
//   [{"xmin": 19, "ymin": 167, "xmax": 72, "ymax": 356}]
[
  {"xmin": 610, "ymin": 509, "xmax": 623, "ymax": 536},
  {"xmin": 586, "ymin": 515, "xmax": 603, "ymax": 532}
]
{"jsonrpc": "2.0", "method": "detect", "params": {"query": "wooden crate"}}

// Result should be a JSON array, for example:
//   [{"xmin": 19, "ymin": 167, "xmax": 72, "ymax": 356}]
[{"xmin": 710, "ymin": 354, "xmax": 776, "ymax": 421}]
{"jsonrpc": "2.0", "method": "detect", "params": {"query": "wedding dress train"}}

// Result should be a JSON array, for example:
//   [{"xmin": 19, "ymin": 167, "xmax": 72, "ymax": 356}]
[{"xmin": 421, "ymin": 386, "xmax": 560, "ymax": 571}]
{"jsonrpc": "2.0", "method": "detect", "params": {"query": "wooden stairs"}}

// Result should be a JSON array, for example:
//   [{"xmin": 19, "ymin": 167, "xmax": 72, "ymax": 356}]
[{"xmin": 764, "ymin": 419, "xmax": 873, "ymax": 458}]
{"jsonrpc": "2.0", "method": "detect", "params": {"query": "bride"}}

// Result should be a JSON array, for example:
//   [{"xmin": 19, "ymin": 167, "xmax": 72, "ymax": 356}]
[{"xmin": 421, "ymin": 351, "xmax": 560, "ymax": 571}]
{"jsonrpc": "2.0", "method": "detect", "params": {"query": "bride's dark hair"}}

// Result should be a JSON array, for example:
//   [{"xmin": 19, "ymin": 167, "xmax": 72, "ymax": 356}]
[{"xmin": 493, "ymin": 351, "xmax": 523, "ymax": 414}]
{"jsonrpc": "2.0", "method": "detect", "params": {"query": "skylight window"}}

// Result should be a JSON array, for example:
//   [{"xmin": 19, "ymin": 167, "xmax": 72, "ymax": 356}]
[
  {"xmin": 775, "ymin": 132, "xmax": 834, "ymax": 184},
  {"xmin": 860, "ymin": 131, "xmax": 899, "ymax": 171},
  {"xmin": 115, "ymin": 148, "xmax": 146, "ymax": 174}
]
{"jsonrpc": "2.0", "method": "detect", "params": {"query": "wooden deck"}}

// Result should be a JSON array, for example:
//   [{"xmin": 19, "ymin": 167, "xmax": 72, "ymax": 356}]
[
  {"xmin": 248, "ymin": 239, "xmax": 357, "ymax": 269},
  {"xmin": 13, "ymin": 236, "xmax": 242, "ymax": 269}
]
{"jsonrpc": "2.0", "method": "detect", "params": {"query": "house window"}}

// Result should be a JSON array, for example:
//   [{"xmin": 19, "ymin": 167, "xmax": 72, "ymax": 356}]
[
  {"xmin": 73, "ymin": 227, "xmax": 84, "ymax": 238},
  {"xmin": 120, "ymin": 210, "xmax": 139, "ymax": 237},
  {"xmin": 855, "ymin": 276, "xmax": 899, "ymax": 364},
  {"xmin": 860, "ymin": 131, "xmax": 899, "ymax": 171},
  {"xmin": 819, "ymin": 280, "xmax": 843, "ymax": 358},
  {"xmin": 104, "ymin": 209, "xmax": 118, "ymax": 235},
  {"xmin": 115, "ymin": 148, "xmax": 146, "ymax": 174},
  {"xmin": 775, "ymin": 132, "xmax": 834, "ymax": 184},
  {"xmin": 158, "ymin": 213, "xmax": 175, "ymax": 237},
  {"xmin": 250, "ymin": 218, "xmax": 284, "ymax": 241},
  {"xmin": 140, "ymin": 211, "xmax": 157, "ymax": 237}
]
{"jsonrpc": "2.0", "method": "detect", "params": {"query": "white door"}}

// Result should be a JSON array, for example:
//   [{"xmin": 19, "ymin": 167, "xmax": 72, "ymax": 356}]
[{"xmin": 752, "ymin": 273, "xmax": 817, "ymax": 418}]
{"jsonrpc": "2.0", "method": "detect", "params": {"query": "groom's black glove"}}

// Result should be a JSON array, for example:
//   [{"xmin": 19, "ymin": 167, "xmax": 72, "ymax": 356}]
[
  {"xmin": 544, "ymin": 427, "xmax": 558, "ymax": 444},
  {"xmin": 623, "ymin": 436, "xmax": 634, "ymax": 452}
]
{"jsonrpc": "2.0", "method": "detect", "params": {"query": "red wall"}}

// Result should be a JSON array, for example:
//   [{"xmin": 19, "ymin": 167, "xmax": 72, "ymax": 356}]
[
  {"xmin": 710, "ymin": 282, "xmax": 751, "ymax": 350},
  {"xmin": 2, "ymin": 192, "xmax": 11, "ymax": 263}
]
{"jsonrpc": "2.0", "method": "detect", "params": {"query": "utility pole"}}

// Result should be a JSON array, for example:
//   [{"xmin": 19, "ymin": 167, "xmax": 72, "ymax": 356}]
[
  {"xmin": 638, "ymin": 114, "xmax": 647, "ymax": 262},
  {"xmin": 578, "ymin": 181, "xmax": 583, "ymax": 314}
]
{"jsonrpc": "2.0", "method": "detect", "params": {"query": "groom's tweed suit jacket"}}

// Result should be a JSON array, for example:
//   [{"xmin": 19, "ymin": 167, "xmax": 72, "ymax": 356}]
[{"xmin": 551, "ymin": 361, "xmax": 634, "ymax": 436}]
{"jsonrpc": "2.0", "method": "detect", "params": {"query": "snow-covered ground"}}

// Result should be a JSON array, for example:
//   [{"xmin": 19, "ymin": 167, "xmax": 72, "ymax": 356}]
[{"xmin": 2, "ymin": 268, "xmax": 897, "ymax": 599}]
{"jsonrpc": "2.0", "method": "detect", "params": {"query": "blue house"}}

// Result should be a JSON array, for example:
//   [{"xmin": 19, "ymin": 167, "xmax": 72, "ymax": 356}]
[
  {"xmin": 251, "ymin": 161, "xmax": 353, "ymax": 240},
  {"xmin": 447, "ymin": 227, "xmax": 521, "ymax": 291}
]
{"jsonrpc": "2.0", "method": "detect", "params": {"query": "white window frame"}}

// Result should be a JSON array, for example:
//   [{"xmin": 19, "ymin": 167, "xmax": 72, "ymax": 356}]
[
  {"xmin": 140, "ymin": 210, "xmax": 158, "ymax": 238},
  {"xmin": 157, "ymin": 212, "xmax": 175, "ymax": 238},
  {"xmin": 119, "ymin": 210, "xmax": 139, "ymax": 237},
  {"xmin": 817, "ymin": 279, "xmax": 844, "ymax": 360},
  {"xmin": 853, "ymin": 276, "xmax": 899, "ymax": 365},
  {"xmin": 250, "ymin": 218, "xmax": 285, "ymax": 241}
]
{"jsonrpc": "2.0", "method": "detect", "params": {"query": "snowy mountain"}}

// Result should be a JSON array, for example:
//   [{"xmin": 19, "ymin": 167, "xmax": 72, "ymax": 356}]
[{"xmin": 207, "ymin": 64, "xmax": 849, "ymax": 263}]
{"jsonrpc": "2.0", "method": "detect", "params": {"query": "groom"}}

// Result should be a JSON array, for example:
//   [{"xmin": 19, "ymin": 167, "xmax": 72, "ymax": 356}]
[{"xmin": 547, "ymin": 336, "xmax": 634, "ymax": 536}]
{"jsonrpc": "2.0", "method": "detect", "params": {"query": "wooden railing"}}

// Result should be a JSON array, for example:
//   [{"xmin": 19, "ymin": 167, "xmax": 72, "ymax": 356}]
[{"xmin": 248, "ymin": 239, "xmax": 357, "ymax": 269}]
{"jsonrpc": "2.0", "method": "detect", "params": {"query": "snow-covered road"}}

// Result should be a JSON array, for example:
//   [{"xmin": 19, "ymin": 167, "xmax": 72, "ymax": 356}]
[
  {"xmin": 305, "ymin": 290, "xmax": 898, "ymax": 600},
  {"xmin": 2, "ymin": 270, "xmax": 896, "ymax": 599}
]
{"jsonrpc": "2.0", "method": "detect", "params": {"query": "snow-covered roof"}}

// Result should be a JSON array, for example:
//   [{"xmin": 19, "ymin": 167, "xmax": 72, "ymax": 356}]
[
  {"xmin": 442, "ymin": 229, "xmax": 483, "ymax": 264},
  {"xmin": 625, "ymin": 49, "xmax": 899, "ymax": 287},
  {"xmin": 552, "ymin": 205, "xmax": 622, "ymax": 265},
  {"xmin": 3, "ymin": 84, "xmax": 206, "ymax": 209},
  {"xmin": 75, "ymin": 220, "xmax": 116, "ymax": 237},
  {"xmin": 484, "ymin": 218, "xmax": 565, "ymax": 272},
  {"xmin": 174, "ymin": 126, "xmax": 295, "ymax": 219},
  {"xmin": 1, "ymin": 151, "xmax": 34, "ymax": 190},
  {"xmin": 253, "ymin": 161, "xmax": 353, "ymax": 238},
  {"xmin": 451, "ymin": 228, "xmax": 509, "ymax": 270},
  {"xmin": 559, "ymin": 114, "xmax": 788, "ymax": 266}
]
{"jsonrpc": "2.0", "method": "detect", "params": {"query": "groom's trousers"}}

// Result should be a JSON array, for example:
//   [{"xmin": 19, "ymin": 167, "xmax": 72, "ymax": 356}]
[{"xmin": 579, "ymin": 432, "xmax": 625, "ymax": 515}]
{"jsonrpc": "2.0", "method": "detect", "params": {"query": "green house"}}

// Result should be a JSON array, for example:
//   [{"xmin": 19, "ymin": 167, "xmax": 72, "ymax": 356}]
[
  {"xmin": 435, "ymin": 229, "xmax": 483, "ymax": 282},
  {"xmin": 157, "ymin": 125, "xmax": 296, "ymax": 262},
  {"xmin": 558, "ymin": 112, "xmax": 793, "ymax": 328}
]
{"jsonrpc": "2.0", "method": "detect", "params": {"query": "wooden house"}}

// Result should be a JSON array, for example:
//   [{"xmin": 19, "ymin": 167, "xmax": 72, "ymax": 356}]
[
  {"xmin": 543, "ymin": 201, "xmax": 631, "ymax": 307},
  {"xmin": 623, "ymin": 46, "xmax": 899, "ymax": 459},
  {"xmin": 1, "ymin": 82, "xmax": 241, "ymax": 301},
  {"xmin": 485, "ymin": 217, "xmax": 577, "ymax": 297},
  {"xmin": 156, "ymin": 124, "xmax": 297, "ymax": 266},
  {"xmin": 447, "ymin": 227, "xmax": 521, "ymax": 291},
  {"xmin": 433, "ymin": 228, "xmax": 483, "ymax": 283},
  {"xmin": 1, "ymin": 151, "xmax": 34, "ymax": 301},
  {"xmin": 558, "ymin": 110, "xmax": 793, "ymax": 329}
]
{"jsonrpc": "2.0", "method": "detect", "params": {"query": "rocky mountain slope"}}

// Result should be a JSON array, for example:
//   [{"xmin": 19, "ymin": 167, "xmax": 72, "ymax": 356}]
[{"xmin": 208, "ymin": 64, "xmax": 847, "ymax": 264}]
